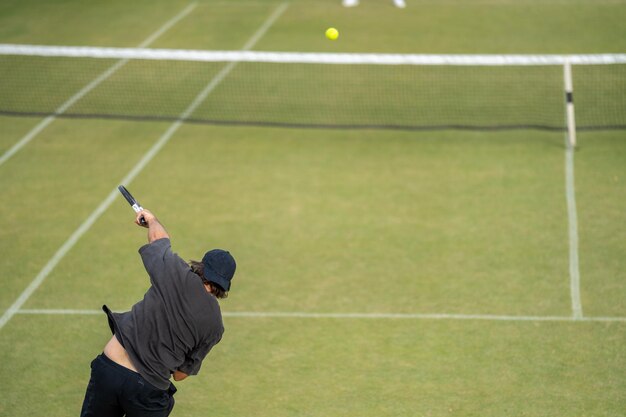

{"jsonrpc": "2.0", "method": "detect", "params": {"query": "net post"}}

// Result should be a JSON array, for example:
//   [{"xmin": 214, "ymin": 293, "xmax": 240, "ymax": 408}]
[{"xmin": 563, "ymin": 59, "xmax": 577, "ymax": 148}]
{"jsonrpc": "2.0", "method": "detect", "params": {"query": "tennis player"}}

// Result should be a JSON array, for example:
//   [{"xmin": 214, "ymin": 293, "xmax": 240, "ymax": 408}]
[{"xmin": 80, "ymin": 209, "xmax": 236, "ymax": 417}]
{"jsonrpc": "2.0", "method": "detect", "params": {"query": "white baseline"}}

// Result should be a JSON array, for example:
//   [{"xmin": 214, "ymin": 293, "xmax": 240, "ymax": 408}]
[{"xmin": 15, "ymin": 309, "xmax": 626, "ymax": 323}]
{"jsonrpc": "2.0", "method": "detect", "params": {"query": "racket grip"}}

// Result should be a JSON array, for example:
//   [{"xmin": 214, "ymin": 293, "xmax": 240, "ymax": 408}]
[{"xmin": 131, "ymin": 203, "xmax": 147, "ymax": 226}]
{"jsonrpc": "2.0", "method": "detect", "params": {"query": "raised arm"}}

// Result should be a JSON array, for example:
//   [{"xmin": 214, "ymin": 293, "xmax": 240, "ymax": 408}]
[{"xmin": 135, "ymin": 209, "xmax": 170, "ymax": 243}]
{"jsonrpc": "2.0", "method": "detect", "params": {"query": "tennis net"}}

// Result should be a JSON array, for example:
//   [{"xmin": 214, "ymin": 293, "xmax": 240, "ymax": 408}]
[{"xmin": 1, "ymin": 44, "xmax": 625, "ymax": 133}]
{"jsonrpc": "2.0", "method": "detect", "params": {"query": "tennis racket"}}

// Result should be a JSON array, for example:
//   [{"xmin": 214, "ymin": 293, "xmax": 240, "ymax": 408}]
[{"xmin": 118, "ymin": 185, "xmax": 147, "ymax": 226}]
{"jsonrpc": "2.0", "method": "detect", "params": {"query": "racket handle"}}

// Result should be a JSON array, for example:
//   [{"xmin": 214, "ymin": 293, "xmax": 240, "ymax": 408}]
[{"xmin": 131, "ymin": 205, "xmax": 147, "ymax": 226}]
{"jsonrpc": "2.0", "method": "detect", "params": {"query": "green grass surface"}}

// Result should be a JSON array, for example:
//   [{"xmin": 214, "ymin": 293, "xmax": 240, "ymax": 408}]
[
  {"xmin": 261, "ymin": 0, "xmax": 626, "ymax": 53},
  {"xmin": 0, "ymin": 0, "xmax": 191, "ymax": 47},
  {"xmin": 0, "ymin": 115, "xmax": 41, "ymax": 154},
  {"xmin": 1, "ymin": 316, "xmax": 624, "ymax": 416},
  {"xmin": 0, "ymin": 0, "xmax": 625, "ymax": 416},
  {"xmin": 24, "ymin": 127, "xmax": 570, "ymax": 317},
  {"xmin": 576, "ymin": 131, "xmax": 626, "ymax": 317}
]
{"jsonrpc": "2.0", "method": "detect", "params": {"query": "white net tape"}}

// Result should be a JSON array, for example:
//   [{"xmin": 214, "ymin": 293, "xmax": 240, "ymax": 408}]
[{"xmin": 1, "ymin": 44, "xmax": 626, "ymax": 66}]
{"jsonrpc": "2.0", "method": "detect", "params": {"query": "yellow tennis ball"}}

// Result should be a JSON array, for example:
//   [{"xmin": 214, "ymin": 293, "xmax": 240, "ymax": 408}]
[{"xmin": 325, "ymin": 27, "xmax": 339, "ymax": 41}]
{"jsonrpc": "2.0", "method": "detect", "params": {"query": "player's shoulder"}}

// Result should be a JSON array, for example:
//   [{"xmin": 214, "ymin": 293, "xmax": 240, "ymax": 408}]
[{"xmin": 139, "ymin": 237, "xmax": 171, "ymax": 256}]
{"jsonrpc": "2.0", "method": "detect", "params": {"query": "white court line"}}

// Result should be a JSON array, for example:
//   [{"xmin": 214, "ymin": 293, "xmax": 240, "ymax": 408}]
[
  {"xmin": 0, "ymin": 3, "xmax": 197, "ymax": 169},
  {"xmin": 565, "ymin": 128, "xmax": 583, "ymax": 320},
  {"xmin": 15, "ymin": 309, "xmax": 626, "ymax": 323},
  {"xmin": 19, "ymin": 309, "xmax": 103, "ymax": 315},
  {"xmin": 0, "ymin": 3, "xmax": 288, "ymax": 332}
]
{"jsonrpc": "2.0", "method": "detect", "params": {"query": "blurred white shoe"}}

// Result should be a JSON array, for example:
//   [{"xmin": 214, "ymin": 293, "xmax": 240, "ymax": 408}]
[
  {"xmin": 343, "ymin": 0, "xmax": 359, "ymax": 7},
  {"xmin": 393, "ymin": 0, "xmax": 406, "ymax": 8}
]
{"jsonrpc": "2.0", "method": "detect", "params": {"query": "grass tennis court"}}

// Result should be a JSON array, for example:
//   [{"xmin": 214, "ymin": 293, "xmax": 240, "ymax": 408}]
[{"xmin": 1, "ymin": 0, "xmax": 625, "ymax": 416}]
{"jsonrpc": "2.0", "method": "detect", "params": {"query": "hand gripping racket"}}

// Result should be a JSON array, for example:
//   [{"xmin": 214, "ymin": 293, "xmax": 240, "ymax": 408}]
[{"xmin": 118, "ymin": 185, "xmax": 147, "ymax": 226}]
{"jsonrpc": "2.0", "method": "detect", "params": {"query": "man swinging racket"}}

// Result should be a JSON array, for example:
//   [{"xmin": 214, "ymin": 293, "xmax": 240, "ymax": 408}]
[{"xmin": 81, "ymin": 188, "xmax": 236, "ymax": 417}]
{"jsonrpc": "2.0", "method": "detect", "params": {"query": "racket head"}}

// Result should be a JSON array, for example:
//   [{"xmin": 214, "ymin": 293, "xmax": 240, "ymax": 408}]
[{"xmin": 118, "ymin": 185, "xmax": 136, "ymax": 205}]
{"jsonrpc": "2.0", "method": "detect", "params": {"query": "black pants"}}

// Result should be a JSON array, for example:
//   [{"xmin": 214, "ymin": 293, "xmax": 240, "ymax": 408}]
[{"xmin": 80, "ymin": 354, "xmax": 176, "ymax": 417}]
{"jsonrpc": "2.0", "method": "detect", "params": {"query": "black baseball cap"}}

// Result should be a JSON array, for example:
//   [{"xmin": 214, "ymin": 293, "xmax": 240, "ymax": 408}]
[{"xmin": 202, "ymin": 249, "xmax": 236, "ymax": 291}]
